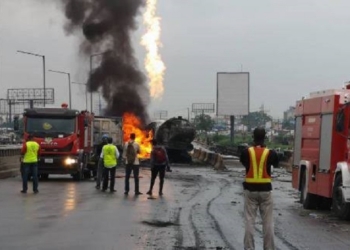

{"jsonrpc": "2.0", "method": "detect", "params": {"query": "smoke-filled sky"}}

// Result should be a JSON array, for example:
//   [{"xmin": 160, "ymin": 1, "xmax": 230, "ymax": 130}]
[{"xmin": 1, "ymin": 0, "xmax": 350, "ymax": 119}]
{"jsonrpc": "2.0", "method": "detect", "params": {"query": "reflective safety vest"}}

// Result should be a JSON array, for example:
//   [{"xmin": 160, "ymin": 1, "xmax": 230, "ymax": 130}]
[
  {"xmin": 103, "ymin": 144, "xmax": 117, "ymax": 168},
  {"xmin": 23, "ymin": 141, "xmax": 40, "ymax": 163},
  {"xmin": 245, "ymin": 146, "xmax": 271, "ymax": 184}
]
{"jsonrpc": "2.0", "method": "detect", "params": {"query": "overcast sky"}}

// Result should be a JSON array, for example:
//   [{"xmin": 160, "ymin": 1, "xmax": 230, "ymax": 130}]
[{"xmin": 1, "ymin": 0, "xmax": 350, "ymax": 120}]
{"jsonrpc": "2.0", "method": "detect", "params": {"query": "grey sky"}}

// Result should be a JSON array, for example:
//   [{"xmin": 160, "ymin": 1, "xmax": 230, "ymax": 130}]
[{"xmin": 1, "ymin": 0, "xmax": 350, "ymax": 120}]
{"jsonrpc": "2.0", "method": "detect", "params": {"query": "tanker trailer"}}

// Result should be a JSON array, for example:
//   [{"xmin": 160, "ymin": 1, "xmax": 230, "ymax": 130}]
[{"xmin": 147, "ymin": 116, "xmax": 196, "ymax": 163}]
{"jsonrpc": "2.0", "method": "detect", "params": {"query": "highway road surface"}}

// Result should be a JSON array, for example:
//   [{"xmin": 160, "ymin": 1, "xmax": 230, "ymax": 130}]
[{"xmin": 1, "ymin": 161, "xmax": 350, "ymax": 249}]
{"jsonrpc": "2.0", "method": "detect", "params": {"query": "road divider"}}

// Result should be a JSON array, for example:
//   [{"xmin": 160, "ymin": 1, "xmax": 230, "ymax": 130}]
[
  {"xmin": 190, "ymin": 147, "xmax": 227, "ymax": 170},
  {"xmin": 0, "ymin": 148, "xmax": 21, "ymax": 179}
]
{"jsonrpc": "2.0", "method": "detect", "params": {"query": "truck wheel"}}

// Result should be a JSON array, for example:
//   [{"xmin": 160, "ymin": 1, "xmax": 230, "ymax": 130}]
[
  {"xmin": 300, "ymin": 170, "xmax": 317, "ymax": 209},
  {"xmin": 332, "ymin": 174, "xmax": 350, "ymax": 219},
  {"xmin": 72, "ymin": 172, "xmax": 83, "ymax": 181},
  {"xmin": 84, "ymin": 171, "xmax": 91, "ymax": 179},
  {"xmin": 72, "ymin": 163, "xmax": 84, "ymax": 181}
]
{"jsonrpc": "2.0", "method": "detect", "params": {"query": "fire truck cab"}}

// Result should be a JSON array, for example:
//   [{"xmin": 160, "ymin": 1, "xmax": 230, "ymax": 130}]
[
  {"xmin": 292, "ymin": 85, "xmax": 350, "ymax": 219},
  {"xmin": 17, "ymin": 104, "xmax": 94, "ymax": 181}
]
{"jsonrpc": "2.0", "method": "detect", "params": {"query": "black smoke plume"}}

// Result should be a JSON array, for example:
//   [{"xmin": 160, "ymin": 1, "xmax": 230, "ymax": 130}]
[{"xmin": 61, "ymin": 0, "xmax": 149, "ymax": 124}]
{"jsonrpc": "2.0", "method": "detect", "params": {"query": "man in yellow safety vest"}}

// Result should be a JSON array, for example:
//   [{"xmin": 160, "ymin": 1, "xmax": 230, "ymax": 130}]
[
  {"xmin": 240, "ymin": 127, "xmax": 279, "ymax": 250},
  {"xmin": 100, "ymin": 137, "xmax": 120, "ymax": 192},
  {"xmin": 21, "ymin": 134, "xmax": 40, "ymax": 194}
]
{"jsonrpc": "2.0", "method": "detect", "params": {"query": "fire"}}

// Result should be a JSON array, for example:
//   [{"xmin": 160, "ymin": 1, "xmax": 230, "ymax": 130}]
[
  {"xmin": 141, "ymin": 0, "xmax": 166, "ymax": 99},
  {"xmin": 123, "ymin": 113, "xmax": 153, "ymax": 159}
]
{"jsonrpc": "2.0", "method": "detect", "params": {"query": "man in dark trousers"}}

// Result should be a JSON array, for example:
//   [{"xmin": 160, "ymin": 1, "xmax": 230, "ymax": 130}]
[
  {"xmin": 100, "ymin": 137, "xmax": 120, "ymax": 192},
  {"xmin": 240, "ymin": 127, "xmax": 279, "ymax": 250},
  {"xmin": 123, "ymin": 133, "xmax": 142, "ymax": 195},
  {"xmin": 21, "ymin": 134, "xmax": 40, "ymax": 194},
  {"xmin": 95, "ymin": 134, "xmax": 109, "ymax": 189},
  {"xmin": 146, "ymin": 139, "xmax": 170, "ymax": 196}
]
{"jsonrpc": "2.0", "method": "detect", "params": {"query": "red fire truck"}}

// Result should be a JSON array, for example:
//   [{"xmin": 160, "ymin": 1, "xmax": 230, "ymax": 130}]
[
  {"xmin": 15, "ymin": 104, "xmax": 94, "ymax": 180},
  {"xmin": 292, "ymin": 85, "xmax": 350, "ymax": 219}
]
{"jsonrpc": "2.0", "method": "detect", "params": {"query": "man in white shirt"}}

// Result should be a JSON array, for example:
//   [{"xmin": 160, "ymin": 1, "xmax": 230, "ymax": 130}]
[{"xmin": 123, "ymin": 133, "xmax": 142, "ymax": 195}]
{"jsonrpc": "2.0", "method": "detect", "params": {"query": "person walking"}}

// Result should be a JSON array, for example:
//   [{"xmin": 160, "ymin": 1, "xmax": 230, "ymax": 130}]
[
  {"xmin": 95, "ymin": 134, "xmax": 109, "ymax": 189},
  {"xmin": 21, "ymin": 134, "xmax": 40, "ymax": 194},
  {"xmin": 123, "ymin": 133, "xmax": 142, "ymax": 195},
  {"xmin": 240, "ymin": 127, "xmax": 279, "ymax": 250},
  {"xmin": 146, "ymin": 139, "xmax": 170, "ymax": 196},
  {"xmin": 100, "ymin": 137, "xmax": 120, "ymax": 192}
]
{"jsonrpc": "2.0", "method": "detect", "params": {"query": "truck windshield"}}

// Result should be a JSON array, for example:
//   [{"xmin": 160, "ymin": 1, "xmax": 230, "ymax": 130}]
[{"xmin": 26, "ymin": 117, "xmax": 76, "ymax": 136}]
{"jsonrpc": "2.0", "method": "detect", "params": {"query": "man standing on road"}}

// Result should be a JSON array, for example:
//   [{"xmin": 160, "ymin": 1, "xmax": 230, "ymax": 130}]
[
  {"xmin": 146, "ymin": 139, "xmax": 170, "ymax": 196},
  {"xmin": 100, "ymin": 137, "xmax": 120, "ymax": 192},
  {"xmin": 95, "ymin": 134, "xmax": 109, "ymax": 189},
  {"xmin": 21, "ymin": 134, "xmax": 40, "ymax": 194},
  {"xmin": 123, "ymin": 133, "xmax": 143, "ymax": 195},
  {"xmin": 240, "ymin": 127, "xmax": 279, "ymax": 250}
]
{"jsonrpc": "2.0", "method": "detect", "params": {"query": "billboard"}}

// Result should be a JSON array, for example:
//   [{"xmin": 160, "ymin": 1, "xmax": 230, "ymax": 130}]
[
  {"xmin": 7, "ymin": 88, "xmax": 54, "ymax": 104},
  {"xmin": 217, "ymin": 72, "xmax": 249, "ymax": 116},
  {"xmin": 192, "ymin": 103, "xmax": 215, "ymax": 113}
]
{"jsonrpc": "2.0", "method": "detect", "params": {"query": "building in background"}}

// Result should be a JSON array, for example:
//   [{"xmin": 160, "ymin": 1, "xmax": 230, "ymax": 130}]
[{"xmin": 284, "ymin": 106, "xmax": 295, "ymax": 121}]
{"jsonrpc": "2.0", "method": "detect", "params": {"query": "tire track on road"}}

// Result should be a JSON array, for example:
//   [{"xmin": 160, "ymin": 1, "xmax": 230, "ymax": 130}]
[
  {"xmin": 187, "ymin": 176, "xmax": 234, "ymax": 249},
  {"xmin": 206, "ymin": 177, "xmax": 236, "ymax": 250},
  {"xmin": 173, "ymin": 175, "xmax": 202, "ymax": 249},
  {"xmin": 172, "ymin": 172, "xmax": 232, "ymax": 249}
]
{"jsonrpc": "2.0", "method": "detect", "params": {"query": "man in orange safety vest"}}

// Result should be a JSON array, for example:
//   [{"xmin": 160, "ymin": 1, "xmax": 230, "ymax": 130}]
[{"xmin": 240, "ymin": 127, "xmax": 279, "ymax": 250}]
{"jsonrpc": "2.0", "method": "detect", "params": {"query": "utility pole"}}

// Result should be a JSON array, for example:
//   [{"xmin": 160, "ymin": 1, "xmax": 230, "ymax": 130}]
[{"xmin": 90, "ymin": 51, "xmax": 109, "ymax": 113}]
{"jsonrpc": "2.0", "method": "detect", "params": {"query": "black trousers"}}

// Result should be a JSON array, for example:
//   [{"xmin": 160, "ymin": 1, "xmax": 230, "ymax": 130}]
[
  {"xmin": 102, "ymin": 167, "xmax": 116, "ymax": 191},
  {"xmin": 125, "ymin": 164, "xmax": 140, "ymax": 193},
  {"xmin": 149, "ymin": 165, "xmax": 166, "ymax": 192}
]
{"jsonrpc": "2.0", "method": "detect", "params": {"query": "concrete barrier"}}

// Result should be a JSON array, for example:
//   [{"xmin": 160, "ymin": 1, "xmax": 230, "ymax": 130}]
[
  {"xmin": 279, "ymin": 157, "xmax": 292, "ymax": 173},
  {"xmin": 214, "ymin": 154, "xmax": 226, "ymax": 170},
  {"xmin": 192, "ymin": 148, "xmax": 201, "ymax": 159},
  {"xmin": 205, "ymin": 153, "xmax": 213, "ymax": 165},
  {"xmin": 198, "ymin": 150, "xmax": 207, "ymax": 162},
  {"xmin": 204, "ymin": 152, "xmax": 210, "ymax": 163},
  {"xmin": 210, "ymin": 153, "xmax": 218, "ymax": 166},
  {"xmin": 0, "ymin": 148, "xmax": 21, "ymax": 179}
]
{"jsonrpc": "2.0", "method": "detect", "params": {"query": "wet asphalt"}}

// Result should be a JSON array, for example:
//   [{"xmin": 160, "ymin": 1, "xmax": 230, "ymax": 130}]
[{"xmin": 1, "ymin": 162, "xmax": 350, "ymax": 250}]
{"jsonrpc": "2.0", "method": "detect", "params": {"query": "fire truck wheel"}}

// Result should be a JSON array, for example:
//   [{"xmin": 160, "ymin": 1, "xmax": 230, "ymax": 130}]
[
  {"xmin": 84, "ymin": 171, "xmax": 91, "ymax": 179},
  {"xmin": 332, "ymin": 174, "xmax": 350, "ymax": 219},
  {"xmin": 72, "ymin": 163, "xmax": 84, "ymax": 181},
  {"xmin": 300, "ymin": 170, "xmax": 317, "ymax": 209},
  {"xmin": 73, "ymin": 171, "xmax": 84, "ymax": 181}
]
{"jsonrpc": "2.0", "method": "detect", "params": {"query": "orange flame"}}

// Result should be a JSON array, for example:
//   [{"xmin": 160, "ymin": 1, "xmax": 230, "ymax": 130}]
[
  {"xmin": 123, "ymin": 113, "xmax": 153, "ymax": 159},
  {"xmin": 141, "ymin": 0, "xmax": 165, "ymax": 99}
]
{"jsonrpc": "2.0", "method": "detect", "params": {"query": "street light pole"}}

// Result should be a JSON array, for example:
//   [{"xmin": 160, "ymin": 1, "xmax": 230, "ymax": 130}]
[
  {"xmin": 89, "ymin": 51, "xmax": 109, "ymax": 113},
  {"xmin": 17, "ymin": 50, "xmax": 46, "ymax": 106},
  {"xmin": 89, "ymin": 56, "xmax": 93, "ymax": 113},
  {"xmin": 68, "ymin": 73, "xmax": 71, "ymax": 109},
  {"xmin": 43, "ymin": 56, "xmax": 46, "ymax": 106},
  {"xmin": 49, "ymin": 70, "xmax": 72, "ymax": 108}
]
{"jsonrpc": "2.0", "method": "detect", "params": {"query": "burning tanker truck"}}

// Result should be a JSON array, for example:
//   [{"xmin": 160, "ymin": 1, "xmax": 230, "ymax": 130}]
[{"xmin": 147, "ymin": 116, "xmax": 196, "ymax": 163}]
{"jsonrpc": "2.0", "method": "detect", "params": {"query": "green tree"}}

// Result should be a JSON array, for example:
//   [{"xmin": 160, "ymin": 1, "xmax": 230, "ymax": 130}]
[
  {"xmin": 282, "ymin": 118, "xmax": 295, "ymax": 130},
  {"xmin": 241, "ymin": 112, "xmax": 273, "ymax": 131},
  {"xmin": 194, "ymin": 114, "xmax": 215, "ymax": 132}
]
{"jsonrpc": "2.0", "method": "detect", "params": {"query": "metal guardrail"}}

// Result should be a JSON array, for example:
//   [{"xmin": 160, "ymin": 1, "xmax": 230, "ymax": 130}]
[
  {"xmin": 208, "ymin": 144, "xmax": 293, "ymax": 162},
  {"xmin": 0, "ymin": 145, "xmax": 21, "ymax": 150},
  {"xmin": 0, "ymin": 146, "xmax": 21, "ymax": 157}
]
